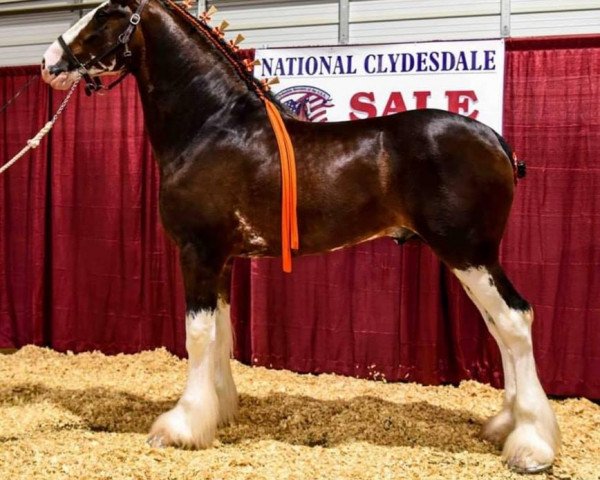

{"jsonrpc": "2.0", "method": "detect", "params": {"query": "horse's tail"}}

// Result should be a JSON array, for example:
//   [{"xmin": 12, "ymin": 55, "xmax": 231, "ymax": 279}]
[{"xmin": 493, "ymin": 130, "xmax": 526, "ymax": 181}]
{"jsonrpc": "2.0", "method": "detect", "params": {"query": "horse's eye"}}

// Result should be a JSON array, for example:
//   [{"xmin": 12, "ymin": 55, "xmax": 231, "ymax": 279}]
[
  {"xmin": 85, "ymin": 32, "xmax": 101, "ymax": 43},
  {"xmin": 95, "ymin": 9, "xmax": 109, "ymax": 20}
]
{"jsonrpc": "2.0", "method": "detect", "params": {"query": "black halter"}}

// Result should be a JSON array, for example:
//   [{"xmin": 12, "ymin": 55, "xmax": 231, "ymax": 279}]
[{"xmin": 57, "ymin": 0, "xmax": 149, "ymax": 96}]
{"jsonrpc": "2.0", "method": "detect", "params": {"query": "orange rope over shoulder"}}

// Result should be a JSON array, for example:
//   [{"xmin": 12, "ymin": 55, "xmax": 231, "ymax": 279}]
[{"xmin": 264, "ymin": 101, "xmax": 299, "ymax": 273}]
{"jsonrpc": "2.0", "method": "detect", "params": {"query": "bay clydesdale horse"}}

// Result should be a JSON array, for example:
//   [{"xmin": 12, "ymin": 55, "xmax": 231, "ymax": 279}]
[{"xmin": 41, "ymin": 0, "xmax": 559, "ymax": 472}]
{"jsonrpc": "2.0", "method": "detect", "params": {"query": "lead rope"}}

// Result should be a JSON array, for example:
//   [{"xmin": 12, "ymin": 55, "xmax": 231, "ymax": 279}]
[{"xmin": 0, "ymin": 77, "xmax": 81, "ymax": 175}]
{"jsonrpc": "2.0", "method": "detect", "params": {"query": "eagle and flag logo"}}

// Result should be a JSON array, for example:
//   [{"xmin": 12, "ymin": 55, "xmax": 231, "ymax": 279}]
[{"xmin": 275, "ymin": 86, "xmax": 335, "ymax": 122}]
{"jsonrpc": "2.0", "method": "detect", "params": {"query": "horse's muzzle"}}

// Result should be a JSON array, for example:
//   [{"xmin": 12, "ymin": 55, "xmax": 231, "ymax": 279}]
[
  {"xmin": 48, "ymin": 58, "xmax": 69, "ymax": 75},
  {"xmin": 41, "ymin": 63, "xmax": 78, "ymax": 91},
  {"xmin": 41, "ymin": 41, "xmax": 76, "ymax": 90}
]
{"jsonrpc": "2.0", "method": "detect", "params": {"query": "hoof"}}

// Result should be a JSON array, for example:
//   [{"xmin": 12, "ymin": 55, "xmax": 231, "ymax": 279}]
[
  {"xmin": 508, "ymin": 462, "xmax": 552, "ymax": 474},
  {"xmin": 503, "ymin": 426, "xmax": 556, "ymax": 474},
  {"xmin": 148, "ymin": 399, "xmax": 218, "ymax": 449},
  {"xmin": 147, "ymin": 433, "xmax": 167, "ymax": 449},
  {"xmin": 482, "ymin": 408, "xmax": 515, "ymax": 446}
]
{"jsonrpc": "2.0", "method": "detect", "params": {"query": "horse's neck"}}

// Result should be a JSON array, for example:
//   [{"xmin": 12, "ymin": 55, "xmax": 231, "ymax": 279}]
[{"xmin": 134, "ymin": 7, "xmax": 261, "ymax": 165}]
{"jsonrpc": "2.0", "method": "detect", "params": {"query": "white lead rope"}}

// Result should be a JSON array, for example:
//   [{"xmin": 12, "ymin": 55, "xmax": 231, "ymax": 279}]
[{"xmin": 0, "ymin": 77, "xmax": 81, "ymax": 175}]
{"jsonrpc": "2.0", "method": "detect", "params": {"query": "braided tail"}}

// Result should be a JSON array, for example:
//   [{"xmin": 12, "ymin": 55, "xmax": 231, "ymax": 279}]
[{"xmin": 493, "ymin": 130, "xmax": 526, "ymax": 182}]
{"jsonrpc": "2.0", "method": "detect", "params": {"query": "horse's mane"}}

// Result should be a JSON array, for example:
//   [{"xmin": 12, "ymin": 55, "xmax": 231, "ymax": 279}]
[{"xmin": 160, "ymin": 0, "xmax": 285, "ymax": 109}]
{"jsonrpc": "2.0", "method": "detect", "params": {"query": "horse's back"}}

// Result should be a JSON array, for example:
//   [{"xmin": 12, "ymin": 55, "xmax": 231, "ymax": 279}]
[
  {"xmin": 288, "ymin": 108, "xmax": 513, "ymax": 190},
  {"xmin": 284, "ymin": 108, "xmax": 517, "ymax": 264}
]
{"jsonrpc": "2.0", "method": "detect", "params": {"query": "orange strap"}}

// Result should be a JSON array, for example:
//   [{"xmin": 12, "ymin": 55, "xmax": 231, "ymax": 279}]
[{"xmin": 264, "ymin": 100, "xmax": 299, "ymax": 273}]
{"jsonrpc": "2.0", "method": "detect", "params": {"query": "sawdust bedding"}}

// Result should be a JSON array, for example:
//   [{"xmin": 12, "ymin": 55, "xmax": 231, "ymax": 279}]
[{"xmin": 0, "ymin": 346, "xmax": 598, "ymax": 480}]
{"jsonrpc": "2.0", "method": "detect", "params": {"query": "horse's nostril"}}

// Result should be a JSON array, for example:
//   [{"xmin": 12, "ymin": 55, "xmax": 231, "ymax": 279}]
[
  {"xmin": 41, "ymin": 58, "xmax": 46, "ymax": 68},
  {"xmin": 49, "ymin": 64, "xmax": 66, "ymax": 75}
]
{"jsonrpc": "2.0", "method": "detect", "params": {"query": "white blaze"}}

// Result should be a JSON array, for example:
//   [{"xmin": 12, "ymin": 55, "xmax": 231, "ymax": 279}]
[{"xmin": 43, "ymin": 2, "xmax": 108, "ymax": 68}]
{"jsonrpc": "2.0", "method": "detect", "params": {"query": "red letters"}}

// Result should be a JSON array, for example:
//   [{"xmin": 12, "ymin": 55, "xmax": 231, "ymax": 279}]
[
  {"xmin": 349, "ymin": 92, "xmax": 377, "ymax": 120},
  {"xmin": 348, "ymin": 90, "xmax": 479, "ymax": 119},
  {"xmin": 445, "ymin": 90, "xmax": 479, "ymax": 118},
  {"xmin": 413, "ymin": 91, "xmax": 431, "ymax": 109},
  {"xmin": 382, "ymin": 92, "xmax": 407, "ymax": 116}
]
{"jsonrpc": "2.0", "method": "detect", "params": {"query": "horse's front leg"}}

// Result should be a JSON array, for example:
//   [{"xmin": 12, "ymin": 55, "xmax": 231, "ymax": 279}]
[
  {"xmin": 148, "ymin": 242, "xmax": 227, "ymax": 449},
  {"xmin": 215, "ymin": 260, "xmax": 238, "ymax": 426}
]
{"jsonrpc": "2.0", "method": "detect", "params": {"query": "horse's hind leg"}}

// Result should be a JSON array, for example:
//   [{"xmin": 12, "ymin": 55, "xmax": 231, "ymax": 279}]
[
  {"xmin": 456, "ymin": 279, "xmax": 516, "ymax": 444},
  {"xmin": 452, "ymin": 263, "xmax": 560, "ymax": 472}
]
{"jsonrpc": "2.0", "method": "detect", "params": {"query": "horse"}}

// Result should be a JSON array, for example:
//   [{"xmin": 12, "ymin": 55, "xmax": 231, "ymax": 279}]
[{"xmin": 40, "ymin": 0, "xmax": 560, "ymax": 472}]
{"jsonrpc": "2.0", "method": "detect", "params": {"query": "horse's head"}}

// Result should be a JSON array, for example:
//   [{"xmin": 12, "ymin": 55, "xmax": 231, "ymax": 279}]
[{"xmin": 41, "ymin": 0, "xmax": 147, "ymax": 92}]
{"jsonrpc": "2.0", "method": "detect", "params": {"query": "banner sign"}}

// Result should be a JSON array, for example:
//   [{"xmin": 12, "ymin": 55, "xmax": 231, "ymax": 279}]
[{"xmin": 255, "ymin": 39, "xmax": 505, "ymax": 131}]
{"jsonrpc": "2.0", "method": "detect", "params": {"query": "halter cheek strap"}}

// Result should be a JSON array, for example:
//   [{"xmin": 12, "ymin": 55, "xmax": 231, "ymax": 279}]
[
  {"xmin": 57, "ymin": 35, "xmax": 100, "ymax": 94},
  {"xmin": 56, "ymin": 0, "xmax": 149, "ymax": 96}
]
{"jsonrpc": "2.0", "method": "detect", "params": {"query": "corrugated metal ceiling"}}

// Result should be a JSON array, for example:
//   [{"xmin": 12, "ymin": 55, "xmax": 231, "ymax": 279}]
[{"xmin": 0, "ymin": 0, "xmax": 598, "ymax": 66}]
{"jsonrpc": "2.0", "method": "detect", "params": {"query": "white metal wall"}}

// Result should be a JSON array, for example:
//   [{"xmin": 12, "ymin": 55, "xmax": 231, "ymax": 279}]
[
  {"xmin": 0, "ymin": 12, "xmax": 73, "ymax": 66},
  {"xmin": 0, "ymin": 0, "xmax": 599, "ymax": 66},
  {"xmin": 348, "ymin": 0, "xmax": 502, "ymax": 44},
  {"xmin": 210, "ymin": 1, "xmax": 339, "ymax": 48},
  {"xmin": 511, "ymin": 0, "xmax": 600, "ymax": 37},
  {"xmin": 0, "ymin": 0, "xmax": 85, "ymax": 67}
]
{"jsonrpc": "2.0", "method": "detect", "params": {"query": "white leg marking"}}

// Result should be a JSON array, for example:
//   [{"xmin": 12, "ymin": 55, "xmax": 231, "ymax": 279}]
[
  {"xmin": 454, "ymin": 267, "xmax": 560, "ymax": 472},
  {"xmin": 457, "ymin": 279, "xmax": 516, "ymax": 444},
  {"xmin": 148, "ymin": 309, "xmax": 219, "ymax": 449},
  {"xmin": 482, "ymin": 346, "xmax": 517, "ymax": 445},
  {"xmin": 216, "ymin": 299, "xmax": 238, "ymax": 425}
]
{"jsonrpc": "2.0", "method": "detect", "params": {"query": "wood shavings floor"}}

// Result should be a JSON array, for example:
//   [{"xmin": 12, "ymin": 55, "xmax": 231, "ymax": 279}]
[{"xmin": 0, "ymin": 347, "xmax": 598, "ymax": 480}]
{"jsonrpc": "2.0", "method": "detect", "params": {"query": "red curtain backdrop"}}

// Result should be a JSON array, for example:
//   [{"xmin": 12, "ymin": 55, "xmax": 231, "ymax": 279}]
[
  {"xmin": 0, "ymin": 67, "xmax": 49, "ymax": 348},
  {"xmin": 46, "ymin": 83, "xmax": 186, "ymax": 353},
  {"xmin": 501, "ymin": 36, "xmax": 600, "ymax": 396},
  {"xmin": 1, "ymin": 36, "xmax": 598, "ymax": 398}
]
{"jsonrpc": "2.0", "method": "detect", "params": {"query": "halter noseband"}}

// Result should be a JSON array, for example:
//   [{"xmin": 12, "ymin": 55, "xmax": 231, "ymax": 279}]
[{"xmin": 57, "ymin": 0, "xmax": 149, "ymax": 96}]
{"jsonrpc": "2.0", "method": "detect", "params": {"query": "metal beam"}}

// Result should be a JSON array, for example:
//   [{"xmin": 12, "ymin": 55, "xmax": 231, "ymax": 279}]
[
  {"xmin": 0, "ymin": 1, "xmax": 102, "ymax": 17},
  {"xmin": 338, "ymin": 0, "xmax": 349, "ymax": 45},
  {"xmin": 71, "ymin": 0, "xmax": 84, "ymax": 24},
  {"xmin": 0, "ymin": 0, "xmax": 191, "ymax": 17},
  {"xmin": 500, "ymin": 0, "xmax": 511, "ymax": 37},
  {"xmin": 197, "ymin": 0, "xmax": 207, "ymax": 18}
]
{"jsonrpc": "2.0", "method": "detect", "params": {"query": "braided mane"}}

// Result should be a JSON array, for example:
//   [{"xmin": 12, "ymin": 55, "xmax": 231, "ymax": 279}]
[{"xmin": 161, "ymin": 0, "xmax": 283, "ymax": 108}]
